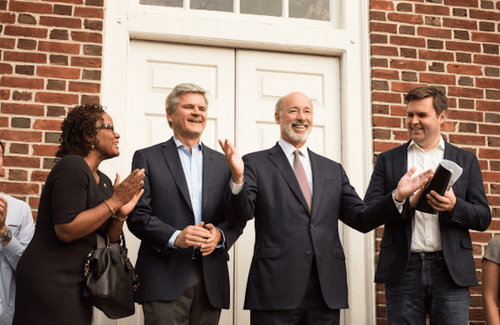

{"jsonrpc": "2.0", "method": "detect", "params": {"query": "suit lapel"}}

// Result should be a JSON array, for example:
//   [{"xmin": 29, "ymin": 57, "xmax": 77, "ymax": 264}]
[
  {"xmin": 309, "ymin": 150, "xmax": 324, "ymax": 216},
  {"xmin": 268, "ymin": 144, "xmax": 311, "ymax": 214},
  {"xmin": 161, "ymin": 139, "xmax": 193, "ymax": 212},
  {"xmin": 202, "ymin": 146, "xmax": 215, "ymax": 214},
  {"xmin": 394, "ymin": 141, "xmax": 410, "ymax": 181}
]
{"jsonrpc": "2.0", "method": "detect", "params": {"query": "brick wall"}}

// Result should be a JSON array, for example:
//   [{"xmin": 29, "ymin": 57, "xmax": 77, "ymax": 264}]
[
  {"xmin": 370, "ymin": 0, "xmax": 500, "ymax": 324},
  {"xmin": 0, "ymin": 0, "xmax": 104, "ymax": 220}
]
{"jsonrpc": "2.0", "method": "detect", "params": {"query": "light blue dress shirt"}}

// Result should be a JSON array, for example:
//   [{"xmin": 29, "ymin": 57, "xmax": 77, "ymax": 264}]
[
  {"xmin": 0, "ymin": 194, "xmax": 35, "ymax": 325},
  {"xmin": 168, "ymin": 137, "xmax": 204, "ymax": 248}
]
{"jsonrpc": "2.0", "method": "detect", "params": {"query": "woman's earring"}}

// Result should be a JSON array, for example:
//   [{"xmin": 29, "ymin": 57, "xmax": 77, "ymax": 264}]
[{"xmin": 91, "ymin": 143, "xmax": 95, "ymax": 150}]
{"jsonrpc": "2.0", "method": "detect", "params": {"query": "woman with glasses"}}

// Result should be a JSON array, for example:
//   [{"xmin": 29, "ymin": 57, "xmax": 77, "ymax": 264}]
[{"xmin": 13, "ymin": 105, "xmax": 145, "ymax": 325}]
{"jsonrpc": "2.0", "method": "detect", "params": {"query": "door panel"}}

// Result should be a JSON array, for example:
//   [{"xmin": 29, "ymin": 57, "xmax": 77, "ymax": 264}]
[
  {"xmin": 116, "ymin": 41, "xmax": 341, "ymax": 325},
  {"xmin": 234, "ymin": 50, "xmax": 341, "ymax": 324}
]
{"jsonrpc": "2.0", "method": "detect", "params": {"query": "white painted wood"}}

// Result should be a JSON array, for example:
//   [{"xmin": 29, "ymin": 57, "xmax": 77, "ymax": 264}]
[{"xmin": 234, "ymin": 50, "xmax": 341, "ymax": 325}]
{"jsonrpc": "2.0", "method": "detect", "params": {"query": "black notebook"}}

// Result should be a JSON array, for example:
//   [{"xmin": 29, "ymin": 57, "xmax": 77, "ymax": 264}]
[{"xmin": 415, "ymin": 160, "xmax": 462, "ymax": 214}]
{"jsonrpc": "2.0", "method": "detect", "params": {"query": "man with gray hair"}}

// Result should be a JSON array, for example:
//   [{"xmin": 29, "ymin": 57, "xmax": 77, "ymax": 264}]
[{"xmin": 128, "ymin": 83, "xmax": 245, "ymax": 325}]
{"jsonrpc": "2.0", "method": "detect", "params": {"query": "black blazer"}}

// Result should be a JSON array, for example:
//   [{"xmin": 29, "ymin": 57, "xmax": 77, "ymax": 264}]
[
  {"xmin": 127, "ymin": 138, "xmax": 245, "ymax": 309},
  {"xmin": 239, "ymin": 143, "xmax": 404, "ymax": 310},
  {"xmin": 364, "ymin": 140, "xmax": 491, "ymax": 287}
]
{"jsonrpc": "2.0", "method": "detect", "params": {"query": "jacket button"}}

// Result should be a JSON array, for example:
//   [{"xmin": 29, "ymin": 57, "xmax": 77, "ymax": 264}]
[
  {"xmin": 306, "ymin": 250, "xmax": 313, "ymax": 255},
  {"xmin": 310, "ymin": 224, "xmax": 314, "ymax": 229}
]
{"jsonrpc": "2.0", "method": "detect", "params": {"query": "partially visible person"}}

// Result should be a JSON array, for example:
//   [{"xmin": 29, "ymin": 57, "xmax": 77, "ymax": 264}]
[
  {"xmin": 0, "ymin": 141, "xmax": 35, "ymax": 325},
  {"xmin": 13, "ymin": 105, "xmax": 145, "ymax": 325},
  {"xmin": 483, "ymin": 236, "xmax": 500, "ymax": 325},
  {"xmin": 127, "ymin": 83, "xmax": 245, "ymax": 325},
  {"xmin": 364, "ymin": 86, "xmax": 491, "ymax": 325}
]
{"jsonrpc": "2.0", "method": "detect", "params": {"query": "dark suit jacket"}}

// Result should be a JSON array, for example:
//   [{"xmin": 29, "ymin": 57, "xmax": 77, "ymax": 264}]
[
  {"xmin": 127, "ymin": 138, "xmax": 245, "ymax": 309},
  {"xmin": 364, "ymin": 140, "xmax": 491, "ymax": 287},
  {"xmin": 239, "ymin": 143, "xmax": 404, "ymax": 311}
]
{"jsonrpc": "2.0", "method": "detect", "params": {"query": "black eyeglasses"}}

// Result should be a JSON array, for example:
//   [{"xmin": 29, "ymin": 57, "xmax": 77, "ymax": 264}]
[{"xmin": 95, "ymin": 123, "xmax": 116, "ymax": 135}]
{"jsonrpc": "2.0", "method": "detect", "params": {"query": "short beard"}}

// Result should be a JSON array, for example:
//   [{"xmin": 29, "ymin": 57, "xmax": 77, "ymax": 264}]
[{"xmin": 282, "ymin": 121, "xmax": 311, "ymax": 143}]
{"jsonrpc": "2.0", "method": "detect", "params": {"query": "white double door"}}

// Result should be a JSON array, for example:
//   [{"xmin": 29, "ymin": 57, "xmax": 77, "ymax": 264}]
[{"xmin": 121, "ymin": 40, "xmax": 341, "ymax": 325}]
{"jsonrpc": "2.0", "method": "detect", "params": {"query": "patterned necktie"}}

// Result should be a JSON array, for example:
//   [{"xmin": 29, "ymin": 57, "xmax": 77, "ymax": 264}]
[{"xmin": 293, "ymin": 150, "xmax": 311, "ymax": 210}]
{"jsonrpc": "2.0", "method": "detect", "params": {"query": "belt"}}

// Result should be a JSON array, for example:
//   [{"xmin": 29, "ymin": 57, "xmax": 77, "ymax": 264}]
[
  {"xmin": 411, "ymin": 251, "xmax": 443, "ymax": 259},
  {"xmin": 192, "ymin": 249, "xmax": 202, "ymax": 260}
]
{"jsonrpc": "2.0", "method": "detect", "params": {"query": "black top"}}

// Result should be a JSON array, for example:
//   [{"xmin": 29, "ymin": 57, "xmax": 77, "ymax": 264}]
[{"xmin": 14, "ymin": 155, "xmax": 112, "ymax": 325}]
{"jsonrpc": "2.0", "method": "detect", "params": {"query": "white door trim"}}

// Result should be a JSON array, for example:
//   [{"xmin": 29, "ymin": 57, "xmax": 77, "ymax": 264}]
[{"xmin": 101, "ymin": 0, "xmax": 374, "ymax": 324}]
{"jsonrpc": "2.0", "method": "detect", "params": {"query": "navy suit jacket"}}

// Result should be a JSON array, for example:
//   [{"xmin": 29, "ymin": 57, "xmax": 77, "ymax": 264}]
[
  {"xmin": 239, "ymin": 143, "xmax": 405, "ymax": 310},
  {"xmin": 364, "ymin": 140, "xmax": 491, "ymax": 287},
  {"xmin": 127, "ymin": 138, "xmax": 245, "ymax": 308}
]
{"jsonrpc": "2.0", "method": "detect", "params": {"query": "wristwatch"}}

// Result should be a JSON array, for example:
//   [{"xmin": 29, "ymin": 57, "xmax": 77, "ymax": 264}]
[{"xmin": 0, "ymin": 228, "xmax": 12, "ymax": 242}]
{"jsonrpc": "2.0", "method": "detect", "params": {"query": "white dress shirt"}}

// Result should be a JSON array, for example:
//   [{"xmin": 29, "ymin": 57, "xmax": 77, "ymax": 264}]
[
  {"xmin": 278, "ymin": 138, "xmax": 313, "ymax": 195},
  {"xmin": 408, "ymin": 137, "xmax": 445, "ymax": 252}
]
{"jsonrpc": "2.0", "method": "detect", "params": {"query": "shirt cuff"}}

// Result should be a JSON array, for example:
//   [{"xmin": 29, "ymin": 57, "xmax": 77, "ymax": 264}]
[
  {"xmin": 216, "ymin": 227, "xmax": 226, "ymax": 249},
  {"xmin": 168, "ymin": 230, "xmax": 181, "ymax": 249},
  {"xmin": 392, "ymin": 190, "xmax": 405, "ymax": 213},
  {"xmin": 230, "ymin": 179, "xmax": 244, "ymax": 195}
]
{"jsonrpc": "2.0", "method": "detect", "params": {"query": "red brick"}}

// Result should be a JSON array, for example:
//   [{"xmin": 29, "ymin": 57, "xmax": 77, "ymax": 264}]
[
  {"xmin": 38, "ymin": 41, "xmax": 81, "ymax": 54},
  {"xmin": 417, "ymin": 26, "xmax": 452, "ymax": 39},
  {"xmin": 0, "ymin": 37, "xmax": 16, "ymax": 49},
  {"xmin": 448, "ymin": 109, "xmax": 484, "ymax": 121},
  {"xmin": 415, "ymin": 4, "xmax": 450, "ymax": 16},
  {"xmin": 420, "ymin": 73, "xmax": 455, "ymax": 85},
  {"xmin": 373, "ymin": 116, "xmax": 402, "ymax": 128},
  {"xmin": 476, "ymin": 78, "xmax": 500, "ymax": 90},
  {"xmin": 8, "ymin": 169, "xmax": 28, "ymax": 181},
  {"xmin": 371, "ymin": 45, "xmax": 399, "ymax": 56},
  {"xmin": 479, "ymin": 149, "xmax": 500, "ymax": 160},
  {"xmin": 0, "ymin": 129, "xmax": 43, "ymax": 143},
  {"xmin": 9, "ymin": 1, "xmax": 53, "ymax": 14},
  {"xmin": 71, "ymin": 31, "xmax": 102, "ymax": 43},
  {"xmin": 446, "ymin": 64, "xmax": 482, "ymax": 76},
  {"xmin": 33, "ymin": 144, "xmax": 58, "ymax": 156},
  {"xmin": 444, "ymin": 0, "xmax": 478, "ymax": 7},
  {"xmin": 33, "ymin": 119, "xmax": 62, "ymax": 131},
  {"xmin": 0, "ymin": 182, "xmax": 40, "ymax": 195},
  {"xmin": 387, "ymin": 13, "xmax": 424, "ymax": 24},
  {"xmin": 31, "ymin": 170, "xmax": 49, "ymax": 183},
  {"xmin": 470, "ymin": 231, "xmax": 493, "ymax": 243},
  {"xmin": 470, "ymin": 9, "xmax": 500, "ymax": 21},
  {"xmin": 1, "ymin": 103, "xmax": 44, "ymax": 116},
  {"xmin": 374, "ymin": 141, "xmax": 404, "ymax": 153},
  {"xmin": 474, "ymin": 54, "xmax": 500, "ymax": 66},
  {"xmin": 419, "ymin": 50, "xmax": 455, "ymax": 62},
  {"xmin": 4, "ymin": 26, "xmax": 48, "ymax": 39},
  {"xmin": 390, "ymin": 59, "xmax": 427, "ymax": 71},
  {"xmin": 448, "ymin": 86, "xmax": 484, "ymax": 99},
  {"xmin": 472, "ymin": 32, "xmax": 500, "ymax": 44},
  {"xmin": 35, "ymin": 92, "xmax": 79, "ymax": 105},
  {"xmin": 42, "ymin": 0, "xmax": 84, "ymax": 4},
  {"xmin": 0, "ymin": 12, "xmax": 16, "ymax": 24},
  {"xmin": 0, "ymin": 116, "xmax": 9, "ymax": 127},
  {"xmin": 443, "ymin": 18, "xmax": 477, "ymax": 30},
  {"xmin": 372, "ymin": 69, "xmax": 399, "ymax": 80},
  {"xmin": 372, "ymin": 91, "xmax": 403, "ymax": 103},
  {"xmin": 391, "ymin": 82, "xmax": 425, "ymax": 93},
  {"xmin": 0, "ymin": 76, "xmax": 44, "ymax": 89},
  {"xmin": 0, "ymin": 63, "xmax": 13, "ymax": 75},
  {"xmin": 37, "ymin": 66, "xmax": 81, "ymax": 79},
  {"xmin": 392, "ymin": 105, "xmax": 407, "ymax": 116},
  {"xmin": 39, "ymin": 16, "xmax": 81, "ymax": 29},
  {"xmin": 3, "ymin": 51, "xmax": 47, "ymax": 64},
  {"xmin": 394, "ymin": 130, "xmax": 410, "ymax": 141},
  {"xmin": 479, "ymin": 124, "xmax": 500, "ymax": 135},
  {"xmin": 370, "ymin": 22, "xmax": 398, "ymax": 33},
  {"xmin": 71, "ymin": 56, "xmax": 102, "ymax": 68},
  {"xmin": 390, "ymin": 36, "xmax": 426, "ymax": 47},
  {"xmin": 477, "ymin": 101, "xmax": 500, "ymax": 112},
  {"xmin": 74, "ymin": 7, "xmax": 104, "ymax": 19},
  {"xmin": 68, "ymin": 81, "xmax": 100, "ymax": 93},
  {"xmin": 449, "ymin": 134, "xmax": 485, "ymax": 146},
  {"xmin": 446, "ymin": 41, "xmax": 482, "ymax": 53}
]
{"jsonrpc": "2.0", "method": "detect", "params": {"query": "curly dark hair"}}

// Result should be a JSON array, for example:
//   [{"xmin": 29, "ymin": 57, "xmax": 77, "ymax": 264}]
[{"xmin": 56, "ymin": 104, "xmax": 106, "ymax": 159}]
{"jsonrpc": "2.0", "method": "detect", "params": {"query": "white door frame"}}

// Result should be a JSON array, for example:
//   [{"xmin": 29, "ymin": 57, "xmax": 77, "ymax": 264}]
[{"xmin": 101, "ymin": 1, "xmax": 374, "ymax": 324}]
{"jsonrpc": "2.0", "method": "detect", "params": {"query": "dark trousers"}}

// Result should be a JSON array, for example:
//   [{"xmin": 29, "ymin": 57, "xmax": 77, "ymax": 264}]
[
  {"xmin": 386, "ymin": 252, "xmax": 470, "ymax": 325},
  {"xmin": 142, "ymin": 259, "xmax": 221, "ymax": 325},
  {"xmin": 251, "ymin": 258, "xmax": 340, "ymax": 325}
]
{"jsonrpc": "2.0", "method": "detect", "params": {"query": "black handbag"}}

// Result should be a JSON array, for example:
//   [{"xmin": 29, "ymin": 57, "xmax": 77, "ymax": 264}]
[{"xmin": 83, "ymin": 233, "xmax": 139, "ymax": 319}]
